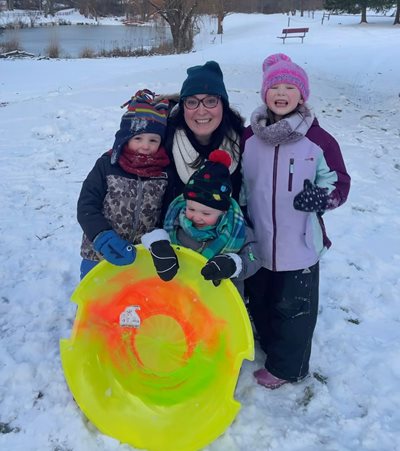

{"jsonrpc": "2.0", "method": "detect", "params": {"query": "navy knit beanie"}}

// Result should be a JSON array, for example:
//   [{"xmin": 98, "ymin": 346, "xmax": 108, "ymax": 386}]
[
  {"xmin": 180, "ymin": 61, "xmax": 229, "ymax": 103},
  {"xmin": 184, "ymin": 150, "xmax": 232, "ymax": 211},
  {"xmin": 111, "ymin": 89, "xmax": 169, "ymax": 164}
]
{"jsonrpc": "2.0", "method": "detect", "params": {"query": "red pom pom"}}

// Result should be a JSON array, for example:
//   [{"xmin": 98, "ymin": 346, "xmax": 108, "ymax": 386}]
[{"xmin": 208, "ymin": 150, "xmax": 232, "ymax": 169}]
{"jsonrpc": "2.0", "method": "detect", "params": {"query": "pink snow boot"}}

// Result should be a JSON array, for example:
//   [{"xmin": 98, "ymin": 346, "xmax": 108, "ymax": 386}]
[{"xmin": 253, "ymin": 368, "xmax": 289, "ymax": 389}]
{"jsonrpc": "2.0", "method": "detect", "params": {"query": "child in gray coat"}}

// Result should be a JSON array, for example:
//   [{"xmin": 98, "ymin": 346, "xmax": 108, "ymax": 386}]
[{"xmin": 141, "ymin": 150, "xmax": 259, "ymax": 298}]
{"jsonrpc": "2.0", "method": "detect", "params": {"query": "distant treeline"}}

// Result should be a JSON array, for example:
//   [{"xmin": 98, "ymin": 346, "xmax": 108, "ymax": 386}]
[{"xmin": 4, "ymin": 0, "xmax": 325, "ymax": 19}]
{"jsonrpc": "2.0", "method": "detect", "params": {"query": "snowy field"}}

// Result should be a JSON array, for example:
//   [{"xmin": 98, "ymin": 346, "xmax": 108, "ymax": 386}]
[{"xmin": 1, "ymin": 10, "xmax": 400, "ymax": 451}]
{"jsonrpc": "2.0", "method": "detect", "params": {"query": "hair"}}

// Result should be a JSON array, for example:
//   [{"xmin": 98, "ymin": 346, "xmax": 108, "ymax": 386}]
[{"xmin": 167, "ymin": 99, "xmax": 244, "ymax": 170}]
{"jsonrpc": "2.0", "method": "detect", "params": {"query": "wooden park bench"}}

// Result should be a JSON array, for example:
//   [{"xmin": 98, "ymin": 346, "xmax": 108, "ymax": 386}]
[{"xmin": 277, "ymin": 27, "xmax": 309, "ymax": 44}]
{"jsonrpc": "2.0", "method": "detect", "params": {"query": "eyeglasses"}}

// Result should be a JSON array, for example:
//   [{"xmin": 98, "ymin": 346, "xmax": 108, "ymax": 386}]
[{"xmin": 183, "ymin": 96, "xmax": 220, "ymax": 110}]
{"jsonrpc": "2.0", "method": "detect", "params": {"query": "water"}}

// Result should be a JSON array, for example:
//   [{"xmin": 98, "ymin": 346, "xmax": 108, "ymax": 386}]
[{"xmin": 0, "ymin": 24, "xmax": 172, "ymax": 58}]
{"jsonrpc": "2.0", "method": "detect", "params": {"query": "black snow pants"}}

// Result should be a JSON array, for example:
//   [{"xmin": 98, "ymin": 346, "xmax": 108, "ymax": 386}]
[{"xmin": 246, "ymin": 262, "xmax": 319, "ymax": 382}]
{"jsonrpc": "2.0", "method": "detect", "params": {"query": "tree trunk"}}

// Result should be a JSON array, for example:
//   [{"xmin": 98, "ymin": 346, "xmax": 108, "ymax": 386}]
[
  {"xmin": 360, "ymin": 6, "xmax": 367, "ymax": 23},
  {"xmin": 394, "ymin": 1, "xmax": 400, "ymax": 25},
  {"xmin": 217, "ymin": 13, "xmax": 224, "ymax": 34},
  {"xmin": 169, "ymin": 23, "xmax": 194, "ymax": 53},
  {"xmin": 148, "ymin": 1, "xmax": 198, "ymax": 54}
]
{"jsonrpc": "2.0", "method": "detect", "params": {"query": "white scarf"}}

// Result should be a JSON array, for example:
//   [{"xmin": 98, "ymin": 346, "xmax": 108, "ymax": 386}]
[{"xmin": 172, "ymin": 128, "xmax": 239, "ymax": 184}]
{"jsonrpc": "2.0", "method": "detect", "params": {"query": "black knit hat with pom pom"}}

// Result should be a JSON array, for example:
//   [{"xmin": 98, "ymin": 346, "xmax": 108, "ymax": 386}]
[{"xmin": 183, "ymin": 150, "xmax": 232, "ymax": 210}]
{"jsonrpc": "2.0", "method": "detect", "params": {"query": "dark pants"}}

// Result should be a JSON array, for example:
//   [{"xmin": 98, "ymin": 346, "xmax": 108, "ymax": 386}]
[{"xmin": 246, "ymin": 263, "xmax": 319, "ymax": 381}]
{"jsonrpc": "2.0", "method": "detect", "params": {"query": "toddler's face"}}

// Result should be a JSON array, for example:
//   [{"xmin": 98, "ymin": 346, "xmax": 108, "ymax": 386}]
[
  {"xmin": 185, "ymin": 200, "xmax": 224, "ymax": 229},
  {"xmin": 127, "ymin": 133, "xmax": 161, "ymax": 155},
  {"xmin": 266, "ymin": 83, "xmax": 303, "ymax": 119}
]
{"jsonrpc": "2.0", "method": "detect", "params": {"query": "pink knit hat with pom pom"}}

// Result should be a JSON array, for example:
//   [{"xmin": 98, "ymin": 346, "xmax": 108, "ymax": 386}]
[{"xmin": 261, "ymin": 53, "xmax": 309, "ymax": 102}]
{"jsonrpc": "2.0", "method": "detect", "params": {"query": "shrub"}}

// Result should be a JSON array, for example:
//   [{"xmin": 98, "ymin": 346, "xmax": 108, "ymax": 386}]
[
  {"xmin": 151, "ymin": 41, "xmax": 175, "ymax": 55},
  {"xmin": 97, "ymin": 44, "xmax": 151, "ymax": 58},
  {"xmin": 79, "ymin": 47, "xmax": 96, "ymax": 58},
  {"xmin": 46, "ymin": 40, "xmax": 60, "ymax": 58},
  {"xmin": 0, "ymin": 36, "xmax": 22, "ymax": 53}
]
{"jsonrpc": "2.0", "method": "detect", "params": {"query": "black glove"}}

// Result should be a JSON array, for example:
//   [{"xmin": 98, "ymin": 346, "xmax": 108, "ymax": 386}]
[
  {"xmin": 201, "ymin": 254, "xmax": 237, "ymax": 287},
  {"xmin": 293, "ymin": 179, "xmax": 329, "ymax": 213},
  {"xmin": 149, "ymin": 240, "xmax": 179, "ymax": 281}
]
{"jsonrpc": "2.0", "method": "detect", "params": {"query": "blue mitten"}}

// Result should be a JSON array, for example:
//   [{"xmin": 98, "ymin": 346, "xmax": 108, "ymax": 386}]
[
  {"xmin": 93, "ymin": 230, "xmax": 136, "ymax": 266},
  {"xmin": 293, "ymin": 179, "xmax": 329, "ymax": 213}
]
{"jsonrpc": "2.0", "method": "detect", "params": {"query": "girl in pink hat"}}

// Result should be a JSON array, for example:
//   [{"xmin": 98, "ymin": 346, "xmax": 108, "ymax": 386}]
[{"xmin": 241, "ymin": 54, "xmax": 351, "ymax": 389}]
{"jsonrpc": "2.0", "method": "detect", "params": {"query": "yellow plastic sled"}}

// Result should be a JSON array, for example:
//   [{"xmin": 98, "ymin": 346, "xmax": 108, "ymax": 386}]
[{"xmin": 60, "ymin": 245, "xmax": 254, "ymax": 451}]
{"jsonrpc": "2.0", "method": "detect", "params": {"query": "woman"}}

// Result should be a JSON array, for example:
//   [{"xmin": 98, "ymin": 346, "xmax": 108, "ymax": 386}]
[{"xmin": 163, "ymin": 61, "xmax": 245, "ymax": 210}]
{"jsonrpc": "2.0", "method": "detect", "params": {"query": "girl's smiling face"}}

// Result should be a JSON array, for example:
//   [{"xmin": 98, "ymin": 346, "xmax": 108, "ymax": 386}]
[
  {"xmin": 185, "ymin": 200, "xmax": 224, "ymax": 228},
  {"xmin": 266, "ymin": 83, "xmax": 303, "ymax": 119}
]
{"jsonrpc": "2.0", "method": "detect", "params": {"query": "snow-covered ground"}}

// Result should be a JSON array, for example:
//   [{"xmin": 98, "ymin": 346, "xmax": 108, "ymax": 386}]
[{"xmin": 1, "ymin": 10, "xmax": 400, "ymax": 451}]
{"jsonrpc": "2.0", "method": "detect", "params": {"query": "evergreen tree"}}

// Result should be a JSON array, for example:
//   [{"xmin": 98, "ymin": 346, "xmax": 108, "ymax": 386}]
[{"xmin": 324, "ymin": 0, "xmax": 394, "ymax": 23}]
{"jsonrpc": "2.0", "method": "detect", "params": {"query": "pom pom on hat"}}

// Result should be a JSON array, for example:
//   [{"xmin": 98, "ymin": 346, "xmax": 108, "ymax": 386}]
[
  {"xmin": 261, "ymin": 53, "xmax": 310, "ymax": 102},
  {"xmin": 208, "ymin": 149, "xmax": 232, "ymax": 168},
  {"xmin": 263, "ymin": 53, "xmax": 291, "ymax": 71},
  {"xmin": 183, "ymin": 150, "xmax": 232, "ymax": 211},
  {"xmin": 111, "ymin": 89, "xmax": 169, "ymax": 164}
]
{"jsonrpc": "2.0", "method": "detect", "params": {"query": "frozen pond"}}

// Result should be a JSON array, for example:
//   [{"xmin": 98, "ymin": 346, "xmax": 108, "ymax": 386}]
[{"xmin": 0, "ymin": 24, "xmax": 172, "ymax": 57}]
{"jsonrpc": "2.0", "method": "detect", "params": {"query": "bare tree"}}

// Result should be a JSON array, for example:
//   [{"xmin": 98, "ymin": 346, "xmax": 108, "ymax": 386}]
[
  {"xmin": 393, "ymin": 0, "xmax": 399, "ymax": 24},
  {"xmin": 44, "ymin": 0, "xmax": 56, "ymax": 16},
  {"xmin": 125, "ymin": 0, "xmax": 153, "ymax": 21},
  {"xmin": 204, "ymin": 0, "xmax": 230, "ymax": 34},
  {"xmin": 214, "ymin": 0, "xmax": 236, "ymax": 34},
  {"xmin": 198, "ymin": 0, "xmax": 240, "ymax": 34},
  {"xmin": 148, "ymin": 0, "xmax": 199, "ymax": 53},
  {"xmin": 78, "ymin": 0, "xmax": 98, "ymax": 19}
]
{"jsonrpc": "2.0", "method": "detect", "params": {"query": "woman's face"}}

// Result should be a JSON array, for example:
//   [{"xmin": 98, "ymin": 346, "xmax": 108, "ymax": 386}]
[{"xmin": 183, "ymin": 94, "xmax": 223, "ymax": 144}]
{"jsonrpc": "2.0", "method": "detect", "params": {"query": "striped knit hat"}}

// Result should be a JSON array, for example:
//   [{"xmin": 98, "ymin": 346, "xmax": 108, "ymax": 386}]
[
  {"xmin": 261, "ymin": 53, "xmax": 309, "ymax": 102},
  {"xmin": 111, "ymin": 89, "xmax": 169, "ymax": 164}
]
